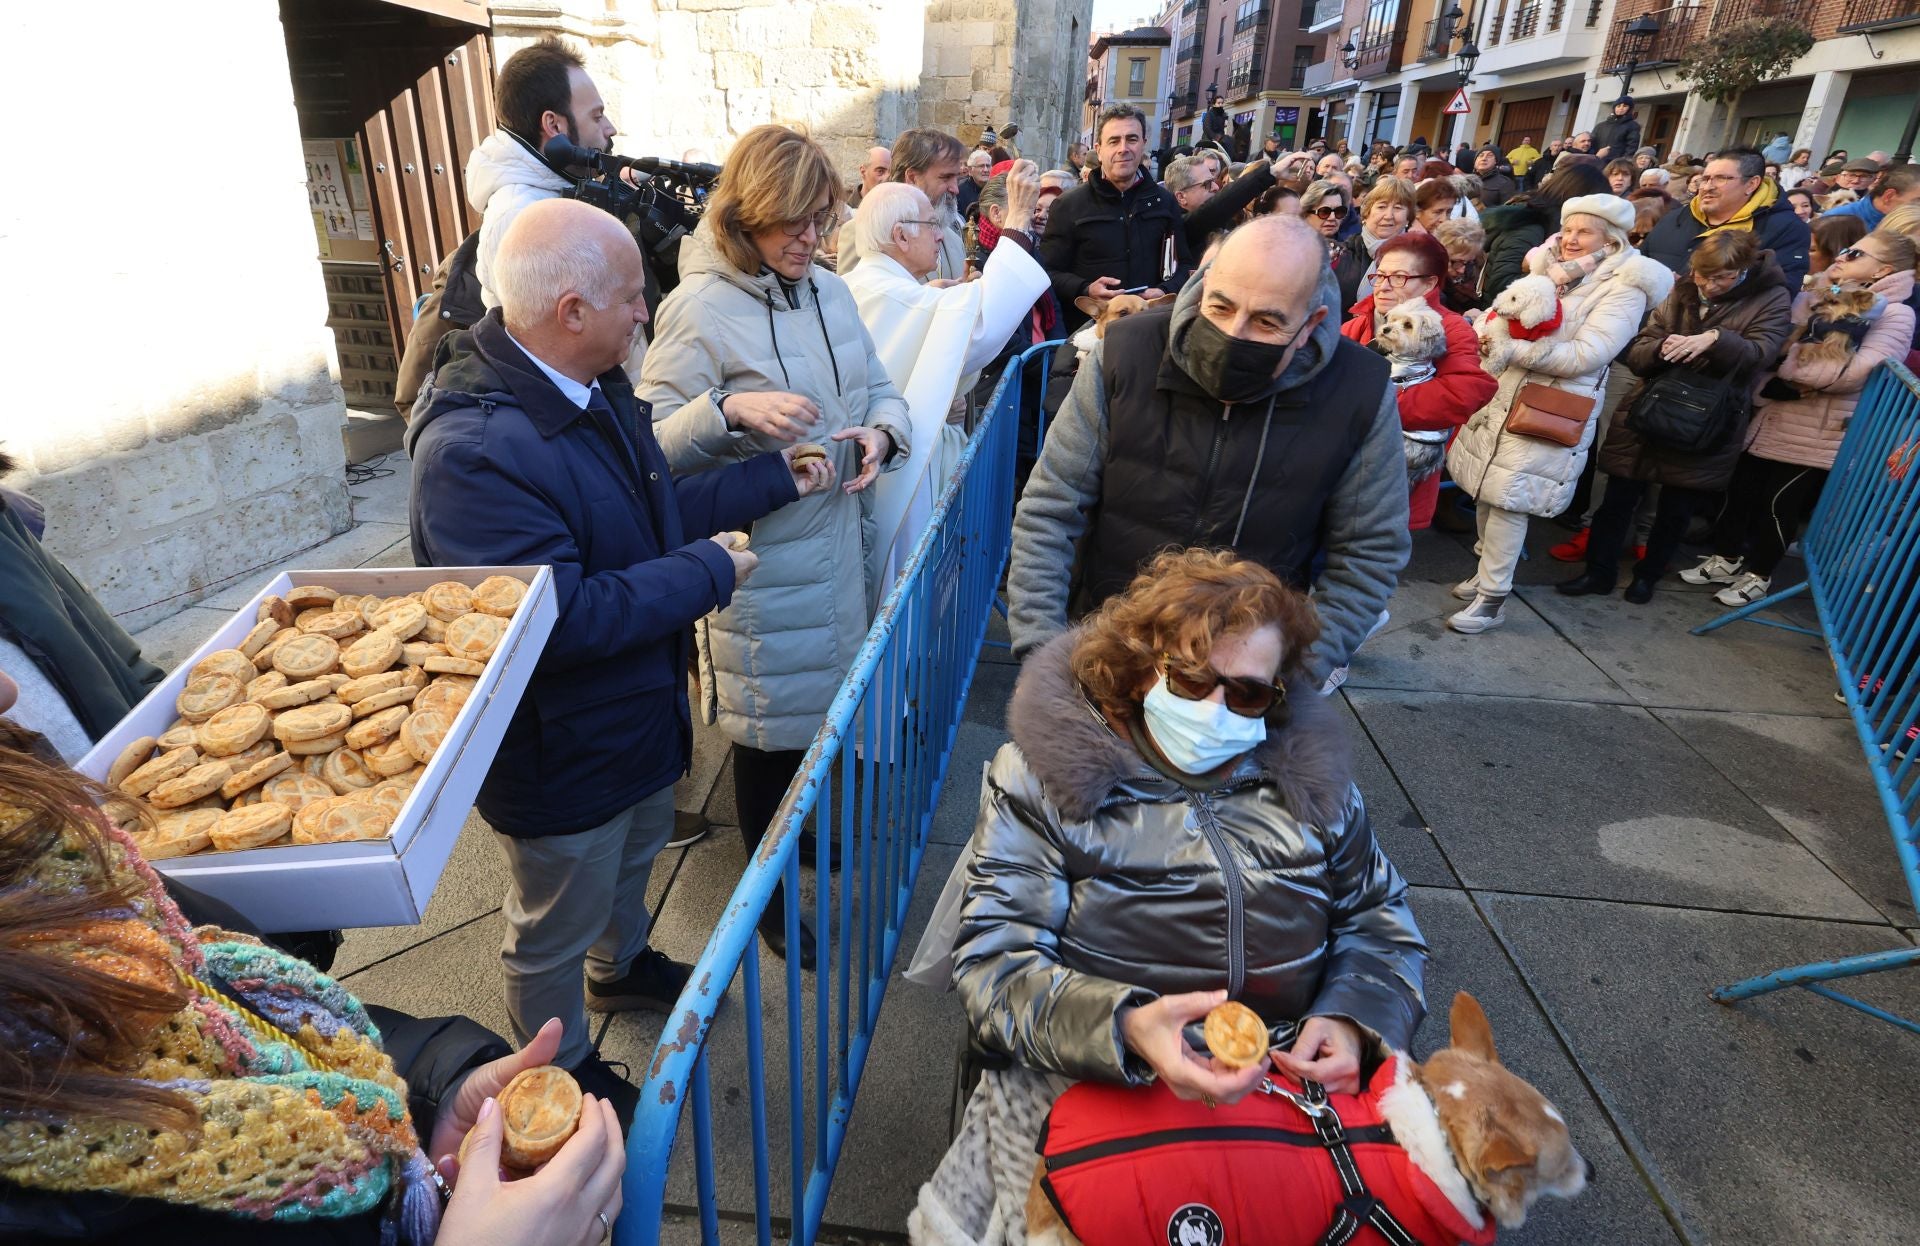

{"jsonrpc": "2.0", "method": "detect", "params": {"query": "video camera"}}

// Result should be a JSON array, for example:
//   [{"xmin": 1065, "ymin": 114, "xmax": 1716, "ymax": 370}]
[{"xmin": 542, "ymin": 134, "xmax": 721, "ymax": 292}]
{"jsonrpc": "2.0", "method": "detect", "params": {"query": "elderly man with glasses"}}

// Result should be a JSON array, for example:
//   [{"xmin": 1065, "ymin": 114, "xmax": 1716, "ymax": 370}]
[{"xmin": 1641, "ymin": 145, "xmax": 1811, "ymax": 290}]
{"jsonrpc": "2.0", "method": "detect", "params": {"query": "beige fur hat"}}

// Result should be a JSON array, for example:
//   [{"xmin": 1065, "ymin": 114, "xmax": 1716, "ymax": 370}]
[{"xmin": 1561, "ymin": 193, "xmax": 1636, "ymax": 239}]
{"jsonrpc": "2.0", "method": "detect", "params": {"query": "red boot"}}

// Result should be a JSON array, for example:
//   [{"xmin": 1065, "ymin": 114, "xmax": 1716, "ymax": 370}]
[{"xmin": 1549, "ymin": 529, "xmax": 1590, "ymax": 562}]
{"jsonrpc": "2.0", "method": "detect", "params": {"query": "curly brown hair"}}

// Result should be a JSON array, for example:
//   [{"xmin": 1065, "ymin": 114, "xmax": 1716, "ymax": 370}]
[{"xmin": 1070, "ymin": 549, "xmax": 1321, "ymax": 716}]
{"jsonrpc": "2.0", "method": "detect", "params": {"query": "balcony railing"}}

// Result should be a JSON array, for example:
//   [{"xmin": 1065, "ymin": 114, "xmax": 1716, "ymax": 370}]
[
  {"xmin": 1308, "ymin": 0, "xmax": 1345, "ymax": 28},
  {"xmin": 1837, "ymin": 0, "xmax": 1920, "ymax": 28},
  {"xmin": 1548, "ymin": 0, "xmax": 1568, "ymax": 29},
  {"xmin": 1710, "ymin": 0, "xmax": 1809, "ymax": 30},
  {"xmin": 1419, "ymin": 14, "xmax": 1455, "ymax": 57},
  {"xmin": 1354, "ymin": 26, "xmax": 1399, "ymax": 74},
  {"xmin": 1600, "ymin": 3, "xmax": 1704, "ymax": 72},
  {"xmin": 1586, "ymin": 0, "xmax": 1605, "ymax": 25},
  {"xmin": 1182, "ymin": 0, "xmax": 1200, "ymax": 13},
  {"xmin": 1510, "ymin": 2, "xmax": 1541, "ymax": 38},
  {"xmin": 1485, "ymin": 0, "xmax": 1508, "ymax": 43},
  {"xmin": 1178, "ymin": 35, "xmax": 1201, "ymax": 60},
  {"xmin": 1300, "ymin": 55, "xmax": 1345, "ymax": 92}
]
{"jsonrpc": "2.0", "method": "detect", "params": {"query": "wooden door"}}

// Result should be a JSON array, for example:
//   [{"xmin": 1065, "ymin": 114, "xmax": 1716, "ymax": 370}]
[{"xmin": 1496, "ymin": 96, "xmax": 1553, "ymax": 152}]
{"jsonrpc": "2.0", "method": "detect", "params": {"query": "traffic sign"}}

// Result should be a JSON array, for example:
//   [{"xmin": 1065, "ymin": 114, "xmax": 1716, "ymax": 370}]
[{"xmin": 1444, "ymin": 87, "xmax": 1472, "ymax": 115}]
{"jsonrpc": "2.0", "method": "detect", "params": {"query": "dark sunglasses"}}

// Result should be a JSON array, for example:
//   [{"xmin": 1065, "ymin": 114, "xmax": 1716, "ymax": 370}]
[
  {"xmin": 1161, "ymin": 656, "xmax": 1288, "ymax": 719},
  {"xmin": 1309, "ymin": 205, "xmax": 1346, "ymax": 219},
  {"xmin": 1836, "ymin": 246, "xmax": 1873, "ymax": 263}
]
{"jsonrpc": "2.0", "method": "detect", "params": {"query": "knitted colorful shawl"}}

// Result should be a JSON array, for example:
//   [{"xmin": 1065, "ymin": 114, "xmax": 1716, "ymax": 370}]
[{"xmin": 0, "ymin": 805, "xmax": 441, "ymax": 1243}]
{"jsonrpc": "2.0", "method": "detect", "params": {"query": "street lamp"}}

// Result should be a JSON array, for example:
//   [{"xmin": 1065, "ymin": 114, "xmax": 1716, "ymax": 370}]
[
  {"xmin": 1340, "ymin": 38, "xmax": 1358, "ymax": 70},
  {"xmin": 1455, "ymin": 37, "xmax": 1480, "ymax": 85},
  {"xmin": 1617, "ymin": 13, "xmax": 1659, "ymax": 96}
]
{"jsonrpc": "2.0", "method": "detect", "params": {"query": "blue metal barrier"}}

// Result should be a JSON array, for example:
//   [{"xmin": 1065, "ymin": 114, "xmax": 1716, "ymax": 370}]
[
  {"xmin": 618, "ymin": 339, "xmax": 1065, "ymax": 1243},
  {"xmin": 1694, "ymin": 362, "xmax": 1920, "ymax": 1035}
]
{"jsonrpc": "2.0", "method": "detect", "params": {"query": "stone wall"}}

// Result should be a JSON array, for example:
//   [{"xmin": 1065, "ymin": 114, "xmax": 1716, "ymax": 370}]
[
  {"xmin": 0, "ymin": 3, "xmax": 349, "ymax": 634},
  {"xmin": 918, "ymin": 0, "xmax": 1094, "ymax": 166},
  {"xmin": 1011, "ymin": 0, "xmax": 1096, "ymax": 166}
]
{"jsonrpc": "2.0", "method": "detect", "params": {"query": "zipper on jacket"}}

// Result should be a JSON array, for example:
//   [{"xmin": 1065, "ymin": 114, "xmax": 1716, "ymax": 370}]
[
  {"xmin": 1186, "ymin": 405, "xmax": 1233, "ymax": 545},
  {"xmin": 1045, "ymin": 1120, "xmax": 1394, "ymax": 1172},
  {"xmin": 1189, "ymin": 792, "xmax": 1246, "ymax": 998}
]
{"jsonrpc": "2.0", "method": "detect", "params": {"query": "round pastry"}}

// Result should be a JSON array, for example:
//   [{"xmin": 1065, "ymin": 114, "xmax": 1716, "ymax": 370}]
[
  {"xmin": 230, "ymin": 737, "xmax": 281, "ymax": 764},
  {"xmin": 292, "ymin": 797, "xmax": 394, "ymax": 845},
  {"xmin": 238, "ymin": 617, "xmax": 282, "ymax": 658},
  {"xmin": 423, "ymin": 655, "xmax": 487, "ymax": 677},
  {"xmin": 210, "ymin": 801, "xmax": 293, "ymax": 852},
  {"xmin": 196, "ymin": 703, "xmax": 271, "ymax": 756},
  {"xmin": 400, "ymin": 708, "xmax": 450, "ymax": 765},
  {"xmin": 1202, "ymin": 1001, "xmax": 1269, "ymax": 1070},
  {"xmin": 284, "ymin": 584, "xmax": 340, "ymax": 610},
  {"xmin": 274, "ymin": 634, "xmax": 341, "ymax": 680},
  {"xmin": 220, "ymin": 750, "xmax": 294, "ymax": 800},
  {"xmin": 400, "ymin": 664, "xmax": 430, "ymax": 689},
  {"xmin": 432, "ymin": 674, "xmax": 479, "ymax": 694},
  {"xmin": 138, "ymin": 809, "xmax": 223, "ymax": 859},
  {"xmin": 106, "ymin": 736, "xmax": 158, "ymax": 789},
  {"xmin": 339, "ymin": 669, "xmax": 411, "ymax": 704},
  {"xmin": 119, "ymin": 746, "xmax": 200, "ymax": 797},
  {"xmin": 472, "ymin": 575, "xmax": 527, "ymax": 618},
  {"xmin": 419, "ymin": 615, "xmax": 449, "ymax": 644},
  {"xmin": 321, "ymin": 745, "xmax": 378, "ymax": 794},
  {"xmin": 458, "ymin": 1065, "xmax": 583, "ymax": 1173},
  {"xmin": 340, "ymin": 629, "xmax": 403, "ymax": 680},
  {"xmin": 423, "ymin": 581, "xmax": 475, "ymax": 622},
  {"xmin": 177, "ymin": 674, "xmax": 244, "ymax": 724},
  {"xmin": 351, "ymin": 685, "xmax": 420, "ymax": 717},
  {"xmin": 154, "ymin": 723, "xmax": 200, "ymax": 751},
  {"xmin": 264, "ymin": 772, "xmax": 338, "ymax": 812},
  {"xmin": 253, "ymin": 628, "xmax": 301, "ymax": 671},
  {"xmin": 363, "ymin": 780, "xmax": 414, "ymax": 819},
  {"xmin": 286, "ymin": 730, "xmax": 350, "ymax": 757},
  {"xmin": 246, "ymin": 670, "xmax": 290, "ymax": 701},
  {"xmin": 191, "ymin": 648, "xmax": 259, "ymax": 686},
  {"xmin": 149, "ymin": 760, "xmax": 237, "ymax": 810},
  {"xmin": 101, "ymin": 796, "xmax": 144, "ymax": 834},
  {"xmin": 299, "ymin": 609, "xmax": 364, "ymax": 640},
  {"xmin": 445, "ymin": 613, "xmax": 504, "ymax": 663},
  {"xmin": 334, "ymin": 593, "xmax": 371, "ymax": 618},
  {"xmin": 275, "ymin": 702, "xmax": 353, "ymax": 743},
  {"xmin": 258, "ymin": 678, "xmax": 333, "ymax": 710},
  {"xmin": 402, "ymin": 641, "xmax": 449, "ymax": 667},
  {"xmin": 362, "ymin": 736, "xmax": 419, "ymax": 777},
  {"xmin": 789, "ymin": 442, "xmax": 828, "ymax": 467},
  {"xmin": 345, "ymin": 705, "xmax": 409, "ymax": 751},
  {"xmin": 413, "ymin": 680, "xmax": 471, "ymax": 719},
  {"xmin": 301, "ymin": 754, "xmax": 330, "ymax": 780},
  {"xmin": 258, "ymin": 594, "xmax": 295, "ymax": 627},
  {"xmin": 372, "ymin": 598, "xmax": 429, "ymax": 640}
]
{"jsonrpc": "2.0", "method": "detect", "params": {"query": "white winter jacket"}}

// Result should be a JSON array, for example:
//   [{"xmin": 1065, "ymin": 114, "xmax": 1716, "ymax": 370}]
[
  {"xmin": 640, "ymin": 221, "xmax": 912, "ymax": 751},
  {"xmin": 465, "ymin": 131, "xmax": 571, "ymax": 308},
  {"xmin": 1446, "ymin": 242, "xmax": 1673, "ymax": 517}
]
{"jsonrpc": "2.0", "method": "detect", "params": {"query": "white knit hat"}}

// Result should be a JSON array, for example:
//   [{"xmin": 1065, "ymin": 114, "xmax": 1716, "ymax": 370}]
[{"xmin": 1561, "ymin": 193, "xmax": 1635, "ymax": 239}]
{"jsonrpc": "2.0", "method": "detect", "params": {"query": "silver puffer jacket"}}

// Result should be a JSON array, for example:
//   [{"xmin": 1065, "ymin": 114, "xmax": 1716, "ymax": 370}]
[{"xmin": 953, "ymin": 630, "xmax": 1428, "ymax": 1085}]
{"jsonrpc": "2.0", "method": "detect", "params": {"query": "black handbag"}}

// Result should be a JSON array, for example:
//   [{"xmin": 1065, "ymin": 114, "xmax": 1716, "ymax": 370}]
[{"xmin": 1624, "ymin": 368, "xmax": 1744, "ymax": 454}]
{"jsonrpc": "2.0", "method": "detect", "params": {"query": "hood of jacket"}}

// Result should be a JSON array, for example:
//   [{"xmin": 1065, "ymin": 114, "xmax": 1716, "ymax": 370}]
[
  {"xmin": 677, "ymin": 216, "xmax": 825, "ymax": 310},
  {"xmin": 1686, "ymin": 177, "xmax": 1781, "ymax": 232},
  {"xmin": 1005, "ymin": 629, "xmax": 1353, "ymax": 827},
  {"xmin": 465, "ymin": 129, "xmax": 571, "ymax": 214},
  {"xmin": 1163, "ymin": 255, "xmax": 1347, "ymax": 398}
]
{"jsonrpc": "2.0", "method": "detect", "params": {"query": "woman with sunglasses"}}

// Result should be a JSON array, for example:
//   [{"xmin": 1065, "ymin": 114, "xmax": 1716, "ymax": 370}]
[
  {"xmin": 915, "ymin": 548, "xmax": 1426, "ymax": 1239},
  {"xmin": 1299, "ymin": 178, "xmax": 1350, "ymax": 244},
  {"xmin": 642, "ymin": 125, "xmax": 911, "ymax": 968}
]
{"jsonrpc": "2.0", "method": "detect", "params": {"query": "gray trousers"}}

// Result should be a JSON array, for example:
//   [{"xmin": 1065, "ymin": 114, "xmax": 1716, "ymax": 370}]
[{"xmin": 497, "ymin": 786, "xmax": 676, "ymax": 1067}]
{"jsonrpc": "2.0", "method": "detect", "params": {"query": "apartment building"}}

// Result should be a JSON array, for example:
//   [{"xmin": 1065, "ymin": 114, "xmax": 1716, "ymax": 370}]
[
  {"xmin": 1160, "ymin": 0, "xmax": 1325, "ymax": 154},
  {"xmin": 1084, "ymin": 24, "xmax": 1175, "ymax": 145}
]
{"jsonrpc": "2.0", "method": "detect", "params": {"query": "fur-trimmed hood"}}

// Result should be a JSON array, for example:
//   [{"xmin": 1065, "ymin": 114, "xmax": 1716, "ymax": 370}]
[
  {"xmin": 1005, "ymin": 628, "xmax": 1355, "ymax": 827},
  {"xmin": 1522, "ymin": 240, "xmax": 1674, "ymax": 308}
]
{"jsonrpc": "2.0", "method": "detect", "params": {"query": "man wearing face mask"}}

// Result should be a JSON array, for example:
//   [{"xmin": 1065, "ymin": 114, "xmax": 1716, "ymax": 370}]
[{"xmin": 1007, "ymin": 214, "xmax": 1410, "ymax": 688}]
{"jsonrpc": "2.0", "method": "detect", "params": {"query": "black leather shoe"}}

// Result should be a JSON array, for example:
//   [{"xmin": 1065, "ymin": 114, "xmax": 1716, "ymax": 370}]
[
  {"xmin": 585, "ymin": 946, "xmax": 692, "ymax": 1014},
  {"xmin": 1624, "ymin": 576, "xmax": 1656, "ymax": 604},
  {"xmin": 759, "ymin": 913, "xmax": 817, "ymax": 972},
  {"xmin": 1556, "ymin": 569, "xmax": 1616, "ymax": 597}
]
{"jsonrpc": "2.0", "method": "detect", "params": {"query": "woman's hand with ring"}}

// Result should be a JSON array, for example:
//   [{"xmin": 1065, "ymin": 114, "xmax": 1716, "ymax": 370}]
[
  {"xmin": 436, "ymin": 1091, "xmax": 626, "ymax": 1246},
  {"xmin": 1269, "ymin": 1014, "xmax": 1365, "ymax": 1095},
  {"xmin": 1119, "ymin": 990, "xmax": 1269, "ymax": 1106},
  {"xmin": 430, "ymin": 1017, "xmax": 563, "ymax": 1177}
]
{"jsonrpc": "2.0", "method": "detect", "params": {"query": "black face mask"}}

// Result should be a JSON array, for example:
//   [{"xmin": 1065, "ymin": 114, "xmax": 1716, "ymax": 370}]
[{"xmin": 1183, "ymin": 313, "xmax": 1303, "ymax": 404}]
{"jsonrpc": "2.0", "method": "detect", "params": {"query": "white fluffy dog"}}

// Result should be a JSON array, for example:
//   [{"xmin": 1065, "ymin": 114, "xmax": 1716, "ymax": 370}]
[
  {"xmin": 1372, "ymin": 301, "xmax": 1448, "ymax": 389},
  {"xmin": 1476, "ymin": 273, "xmax": 1562, "ymax": 373}
]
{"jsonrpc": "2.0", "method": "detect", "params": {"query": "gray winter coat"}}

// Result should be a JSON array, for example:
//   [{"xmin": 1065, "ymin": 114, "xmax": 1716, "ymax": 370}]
[
  {"xmin": 954, "ymin": 630, "xmax": 1428, "ymax": 1085},
  {"xmin": 1006, "ymin": 263, "xmax": 1410, "ymax": 684},
  {"xmin": 641, "ymin": 221, "xmax": 912, "ymax": 750}
]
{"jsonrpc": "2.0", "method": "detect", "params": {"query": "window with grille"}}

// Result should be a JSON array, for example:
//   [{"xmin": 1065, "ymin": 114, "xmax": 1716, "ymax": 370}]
[{"xmin": 1128, "ymin": 56, "xmax": 1147, "ymax": 96}]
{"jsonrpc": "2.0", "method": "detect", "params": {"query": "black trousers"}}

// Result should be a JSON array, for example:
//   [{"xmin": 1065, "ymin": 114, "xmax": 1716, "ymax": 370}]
[
  {"xmin": 1586, "ymin": 477, "xmax": 1710, "ymax": 580},
  {"xmin": 732, "ymin": 745, "xmax": 806, "ymax": 926},
  {"xmin": 1710, "ymin": 453, "xmax": 1830, "ymax": 577}
]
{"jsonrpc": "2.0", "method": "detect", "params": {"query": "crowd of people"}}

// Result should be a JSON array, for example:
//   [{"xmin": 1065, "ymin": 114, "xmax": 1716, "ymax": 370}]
[{"xmin": 3, "ymin": 32, "xmax": 1919, "ymax": 1245}]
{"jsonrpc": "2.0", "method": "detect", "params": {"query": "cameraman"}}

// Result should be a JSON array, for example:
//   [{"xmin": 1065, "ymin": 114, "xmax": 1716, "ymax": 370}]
[{"xmin": 467, "ymin": 36, "xmax": 618, "ymax": 309}]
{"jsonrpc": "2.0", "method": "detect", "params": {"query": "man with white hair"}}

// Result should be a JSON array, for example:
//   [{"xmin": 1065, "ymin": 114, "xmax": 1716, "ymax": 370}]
[
  {"xmin": 959, "ymin": 147, "xmax": 993, "ymax": 219},
  {"xmin": 1638, "ymin": 166, "xmax": 1670, "ymax": 191},
  {"xmin": 844, "ymin": 167, "xmax": 1051, "ymax": 584},
  {"xmin": 405, "ymin": 198, "xmax": 832, "ymax": 1118}
]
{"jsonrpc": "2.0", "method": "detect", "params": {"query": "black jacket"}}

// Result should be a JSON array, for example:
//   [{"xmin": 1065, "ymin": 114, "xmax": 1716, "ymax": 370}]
[
  {"xmin": 1040, "ymin": 167, "xmax": 1194, "ymax": 328},
  {"xmin": 405, "ymin": 311, "xmax": 797, "ymax": 837},
  {"xmin": 1476, "ymin": 166, "xmax": 1521, "ymax": 207},
  {"xmin": 0, "ymin": 480, "xmax": 162, "ymax": 741},
  {"xmin": 1641, "ymin": 196, "xmax": 1813, "ymax": 294},
  {"xmin": 1592, "ymin": 114, "xmax": 1642, "ymax": 160},
  {"xmin": 1478, "ymin": 201, "xmax": 1553, "ymax": 302},
  {"xmin": 1332, "ymin": 231, "xmax": 1374, "ymax": 319},
  {"xmin": 1181, "ymin": 159, "xmax": 1277, "ymax": 253}
]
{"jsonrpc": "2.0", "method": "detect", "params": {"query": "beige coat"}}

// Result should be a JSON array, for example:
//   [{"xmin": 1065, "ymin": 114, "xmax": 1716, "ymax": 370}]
[
  {"xmin": 641, "ymin": 221, "xmax": 911, "ymax": 751},
  {"xmin": 1447, "ymin": 243, "xmax": 1673, "ymax": 517},
  {"xmin": 1745, "ymin": 269, "xmax": 1917, "ymax": 471}
]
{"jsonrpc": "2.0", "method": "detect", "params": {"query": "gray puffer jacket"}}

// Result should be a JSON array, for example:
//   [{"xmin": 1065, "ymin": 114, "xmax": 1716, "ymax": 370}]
[
  {"xmin": 642, "ymin": 221, "xmax": 912, "ymax": 750},
  {"xmin": 953, "ymin": 630, "xmax": 1428, "ymax": 1085}
]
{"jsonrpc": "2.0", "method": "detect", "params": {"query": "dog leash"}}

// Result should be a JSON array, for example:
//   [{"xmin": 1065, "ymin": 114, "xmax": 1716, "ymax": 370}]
[{"xmin": 1256, "ymin": 1076, "xmax": 1424, "ymax": 1246}]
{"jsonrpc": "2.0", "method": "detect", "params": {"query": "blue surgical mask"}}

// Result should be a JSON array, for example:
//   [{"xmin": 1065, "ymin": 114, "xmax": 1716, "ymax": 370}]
[{"xmin": 1141, "ymin": 675, "xmax": 1268, "ymax": 776}]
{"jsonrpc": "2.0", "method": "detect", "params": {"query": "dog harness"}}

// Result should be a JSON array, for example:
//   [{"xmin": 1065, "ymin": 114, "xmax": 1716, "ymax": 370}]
[
  {"xmin": 1503, "ymin": 302, "xmax": 1564, "ymax": 341},
  {"xmin": 1037, "ymin": 1058, "xmax": 1496, "ymax": 1246}
]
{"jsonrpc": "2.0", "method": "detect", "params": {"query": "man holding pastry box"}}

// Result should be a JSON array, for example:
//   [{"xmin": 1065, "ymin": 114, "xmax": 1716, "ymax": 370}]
[{"xmin": 406, "ymin": 199, "xmax": 834, "ymax": 1118}]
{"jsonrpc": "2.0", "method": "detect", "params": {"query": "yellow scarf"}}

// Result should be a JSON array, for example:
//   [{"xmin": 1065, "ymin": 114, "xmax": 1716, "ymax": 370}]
[{"xmin": 1690, "ymin": 178, "xmax": 1777, "ymax": 238}]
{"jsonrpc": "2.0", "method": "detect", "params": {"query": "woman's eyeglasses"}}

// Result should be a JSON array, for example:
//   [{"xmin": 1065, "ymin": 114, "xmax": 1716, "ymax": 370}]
[
  {"xmin": 1367, "ymin": 271, "xmax": 1428, "ymax": 289},
  {"xmin": 1160, "ymin": 657, "xmax": 1287, "ymax": 718},
  {"xmin": 1308, "ymin": 205, "xmax": 1346, "ymax": 220},
  {"xmin": 1835, "ymin": 246, "xmax": 1873, "ymax": 263},
  {"xmin": 780, "ymin": 207, "xmax": 841, "ymax": 238}
]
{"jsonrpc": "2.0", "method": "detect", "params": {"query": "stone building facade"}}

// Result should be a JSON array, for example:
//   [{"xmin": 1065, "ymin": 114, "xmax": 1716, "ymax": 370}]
[{"xmin": 2, "ymin": 3, "xmax": 351, "ymax": 635}]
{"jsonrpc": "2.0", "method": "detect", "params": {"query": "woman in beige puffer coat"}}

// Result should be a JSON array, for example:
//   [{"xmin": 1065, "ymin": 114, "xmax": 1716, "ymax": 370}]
[
  {"xmin": 1444, "ymin": 194, "xmax": 1673, "ymax": 634},
  {"xmin": 1682, "ymin": 229, "xmax": 1917, "ymax": 608}
]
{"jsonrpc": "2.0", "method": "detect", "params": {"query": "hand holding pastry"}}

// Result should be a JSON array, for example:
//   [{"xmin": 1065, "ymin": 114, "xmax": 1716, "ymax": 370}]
[
  {"xmin": 1119, "ymin": 990, "xmax": 1269, "ymax": 1107},
  {"xmin": 437, "ymin": 1092, "xmax": 625, "ymax": 1246},
  {"xmin": 709, "ymin": 531, "xmax": 759, "ymax": 585},
  {"xmin": 783, "ymin": 443, "xmax": 837, "ymax": 497}
]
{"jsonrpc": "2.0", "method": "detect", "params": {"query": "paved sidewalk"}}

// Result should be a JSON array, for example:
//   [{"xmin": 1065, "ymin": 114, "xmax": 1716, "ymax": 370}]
[{"xmin": 130, "ymin": 467, "xmax": 1920, "ymax": 1245}]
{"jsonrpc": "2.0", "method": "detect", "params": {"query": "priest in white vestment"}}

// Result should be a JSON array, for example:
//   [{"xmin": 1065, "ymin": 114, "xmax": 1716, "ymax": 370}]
[{"xmin": 844, "ymin": 164, "xmax": 1050, "ymax": 594}]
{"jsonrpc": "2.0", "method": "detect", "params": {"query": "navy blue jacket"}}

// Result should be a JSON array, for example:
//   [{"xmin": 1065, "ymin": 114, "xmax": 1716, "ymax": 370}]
[{"xmin": 405, "ymin": 311, "xmax": 797, "ymax": 837}]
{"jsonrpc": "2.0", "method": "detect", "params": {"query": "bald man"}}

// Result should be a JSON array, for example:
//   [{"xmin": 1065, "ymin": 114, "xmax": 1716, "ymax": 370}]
[
  {"xmin": 1008, "ymin": 215, "xmax": 1409, "ymax": 687},
  {"xmin": 852, "ymin": 144, "xmax": 891, "ymax": 207},
  {"xmin": 406, "ymin": 199, "xmax": 832, "ymax": 1115}
]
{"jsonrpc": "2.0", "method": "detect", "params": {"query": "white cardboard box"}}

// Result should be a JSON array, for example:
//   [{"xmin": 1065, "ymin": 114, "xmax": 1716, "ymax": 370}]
[{"xmin": 78, "ymin": 566, "xmax": 556, "ymax": 932}]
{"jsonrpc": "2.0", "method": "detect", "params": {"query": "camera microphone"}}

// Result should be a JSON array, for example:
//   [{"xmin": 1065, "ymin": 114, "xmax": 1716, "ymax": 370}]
[
  {"xmin": 629, "ymin": 155, "xmax": 723, "ymax": 182},
  {"xmin": 542, "ymin": 135, "xmax": 718, "ymax": 183}
]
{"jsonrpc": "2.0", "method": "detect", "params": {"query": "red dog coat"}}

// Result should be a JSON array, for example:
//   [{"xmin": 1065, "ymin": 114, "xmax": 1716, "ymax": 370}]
[{"xmin": 1037, "ymin": 1058, "xmax": 1496, "ymax": 1246}]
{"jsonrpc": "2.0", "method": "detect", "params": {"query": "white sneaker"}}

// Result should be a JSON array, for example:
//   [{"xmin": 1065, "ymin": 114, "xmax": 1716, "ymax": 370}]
[
  {"xmin": 1714, "ymin": 572, "xmax": 1772, "ymax": 607},
  {"xmin": 1450, "ymin": 575, "xmax": 1482, "ymax": 600},
  {"xmin": 1680, "ymin": 554, "xmax": 1743, "ymax": 586},
  {"xmin": 1447, "ymin": 594, "xmax": 1507, "ymax": 634}
]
